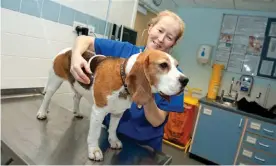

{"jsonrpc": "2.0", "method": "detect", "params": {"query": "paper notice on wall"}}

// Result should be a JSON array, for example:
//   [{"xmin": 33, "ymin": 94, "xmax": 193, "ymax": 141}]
[
  {"xmin": 233, "ymin": 35, "xmax": 249, "ymax": 45},
  {"xmin": 221, "ymin": 15, "xmax": 238, "ymax": 34},
  {"xmin": 269, "ymin": 23, "xmax": 276, "ymax": 37},
  {"xmin": 232, "ymin": 44, "xmax": 247, "ymax": 55},
  {"xmin": 217, "ymin": 42, "xmax": 232, "ymax": 51},
  {"xmin": 214, "ymin": 50, "xmax": 230, "ymax": 67},
  {"xmin": 215, "ymin": 50, "xmax": 230, "ymax": 61},
  {"xmin": 235, "ymin": 16, "xmax": 267, "ymax": 37},
  {"xmin": 259, "ymin": 60, "xmax": 274, "ymax": 76},
  {"xmin": 219, "ymin": 33, "xmax": 233, "ymax": 43},
  {"xmin": 235, "ymin": 16, "xmax": 252, "ymax": 35},
  {"xmin": 267, "ymin": 37, "xmax": 276, "ymax": 59},
  {"xmin": 242, "ymin": 55, "xmax": 260, "ymax": 76},
  {"xmin": 227, "ymin": 54, "xmax": 245, "ymax": 73},
  {"xmin": 247, "ymin": 36, "xmax": 264, "ymax": 56}
]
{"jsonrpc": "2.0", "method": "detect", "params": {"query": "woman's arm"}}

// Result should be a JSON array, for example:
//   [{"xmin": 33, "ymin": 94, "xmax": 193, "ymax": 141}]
[
  {"xmin": 143, "ymin": 98, "xmax": 168, "ymax": 127},
  {"xmin": 72, "ymin": 35, "xmax": 95, "ymax": 53},
  {"xmin": 70, "ymin": 36, "xmax": 95, "ymax": 84},
  {"xmin": 70, "ymin": 36, "xmax": 134, "ymax": 84},
  {"xmin": 143, "ymin": 93, "xmax": 184, "ymax": 127}
]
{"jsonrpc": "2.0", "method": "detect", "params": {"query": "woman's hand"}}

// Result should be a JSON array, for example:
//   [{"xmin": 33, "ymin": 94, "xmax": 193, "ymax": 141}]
[
  {"xmin": 143, "ymin": 98, "xmax": 168, "ymax": 127},
  {"xmin": 70, "ymin": 52, "xmax": 92, "ymax": 84},
  {"xmin": 70, "ymin": 36, "xmax": 95, "ymax": 84}
]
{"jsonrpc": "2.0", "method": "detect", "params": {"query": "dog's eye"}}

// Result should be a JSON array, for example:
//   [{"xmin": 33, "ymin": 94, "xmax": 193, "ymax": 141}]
[{"xmin": 159, "ymin": 62, "xmax": 168, "ymax": 69}]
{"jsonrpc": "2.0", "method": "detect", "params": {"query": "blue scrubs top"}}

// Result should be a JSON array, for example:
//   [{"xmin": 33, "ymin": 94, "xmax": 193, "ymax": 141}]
[{"xmin": 94, "ymin": 38, "xmax": 184, "ymax": 151}]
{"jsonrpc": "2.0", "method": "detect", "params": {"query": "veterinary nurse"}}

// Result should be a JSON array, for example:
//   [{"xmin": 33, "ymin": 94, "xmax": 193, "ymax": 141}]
[{"xmin": 70, "ymin": 10, "xmax": 185, "ymax": 151}]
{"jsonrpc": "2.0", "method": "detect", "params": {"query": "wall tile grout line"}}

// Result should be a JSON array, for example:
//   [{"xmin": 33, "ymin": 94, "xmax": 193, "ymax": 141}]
[
  {"xmin": 39, "ymin": 0, "xmax": 44, "ymax": 18},
  {"xmin": 2, "ymin": 30, "xmax": 102, "ymax": 43},
  {"xmin": 2, "ymin": 31, "xmax": 73, "ymax": 42},
  {"xmin": 57, "ymin": 2, "xmax": 61, "ymax": 23},
  {"xmin": 1, "ymin": 54, "xmax": 59, "ymax": 60},
  {"xmin": 19, "ymin": 0, "xmax": 23, "ymax": 12}
]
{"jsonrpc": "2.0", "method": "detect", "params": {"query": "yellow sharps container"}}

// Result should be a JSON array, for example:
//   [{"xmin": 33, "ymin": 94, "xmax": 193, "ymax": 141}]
[{"xmin": 207, "ymin": 64, "xmax": 224, "ymax": 100}]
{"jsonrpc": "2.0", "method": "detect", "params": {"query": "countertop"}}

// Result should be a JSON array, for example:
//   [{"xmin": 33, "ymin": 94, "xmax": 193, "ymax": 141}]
[
  {"xmin": 1, "ymin": 95, "xmax": 172, "ymax": 165},
  {"xmin": 199, "ymin": 97, "xmax": 276, "ymax": 125}
]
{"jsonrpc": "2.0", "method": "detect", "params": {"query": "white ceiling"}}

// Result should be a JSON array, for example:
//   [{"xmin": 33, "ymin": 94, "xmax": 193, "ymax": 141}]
[{"xmin": 172, "ymin": 0, "xmax": 276, "ymax": 12}]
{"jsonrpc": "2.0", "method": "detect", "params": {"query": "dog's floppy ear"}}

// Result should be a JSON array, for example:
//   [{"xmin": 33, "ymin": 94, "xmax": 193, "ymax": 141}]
[{"xmin": 125, "ymin": 52, "xmax": 153, "ymax": 105}]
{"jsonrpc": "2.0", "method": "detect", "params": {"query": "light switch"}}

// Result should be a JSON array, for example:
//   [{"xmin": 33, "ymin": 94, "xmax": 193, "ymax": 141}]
[{"xmin": 88, "ymin": 25, "xmax": 95, "ymax": 36}]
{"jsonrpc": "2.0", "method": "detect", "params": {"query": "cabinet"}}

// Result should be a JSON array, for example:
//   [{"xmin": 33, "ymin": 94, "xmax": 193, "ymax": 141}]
[
  {"xmin": 236, "ymin": 118, "xmax": 276, "ymax": 165},
  {"xmin": 190, "ymin": 102, "xmax": 276, "ymax": 165},
  {"xmin": 190, "ymin": 104, "xmax": 245, "ymax": 165}
]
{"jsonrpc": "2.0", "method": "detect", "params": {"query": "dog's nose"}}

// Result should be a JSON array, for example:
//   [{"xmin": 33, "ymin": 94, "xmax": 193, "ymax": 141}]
[{"xmin": 179, "ymin": 77, "xmax": 189, "ymax": 87}]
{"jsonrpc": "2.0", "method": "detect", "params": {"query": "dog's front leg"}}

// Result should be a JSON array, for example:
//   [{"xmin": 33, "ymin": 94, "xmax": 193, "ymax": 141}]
[
  {"xmin": 108, "ymin": 113, "xmax": 123, "ymax": 149},
  {"xmin": 87, "ymin": 105, "xmax": 107, "ymax": 161}
]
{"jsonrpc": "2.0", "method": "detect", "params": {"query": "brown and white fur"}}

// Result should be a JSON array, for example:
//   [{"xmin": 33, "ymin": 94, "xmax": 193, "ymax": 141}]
[{"xmin": 36, "ymin": 48, "xmax": 189, "ymax": 161}]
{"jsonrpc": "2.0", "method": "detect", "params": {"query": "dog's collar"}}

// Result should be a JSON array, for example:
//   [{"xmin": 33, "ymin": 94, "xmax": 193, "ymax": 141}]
[
  {"xmin": 120, "ymin": 59, "xmax": 130, "ymax": 95},
  {"xmin": 87, "ymin": 54, "xmax": 106, "ymax": 80},
  {"xmin": 88, "ymin": 54, "xmax": 106, "ymax": 73}
]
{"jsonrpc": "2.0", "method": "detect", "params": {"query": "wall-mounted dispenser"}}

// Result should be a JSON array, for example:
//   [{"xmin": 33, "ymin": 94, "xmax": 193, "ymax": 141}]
[
  {"xmin": 197, "ymin": 45, "xmax": 212, "ymax": 64},
  {"xmin": 239, "ymin": 75, "xmax": 254, "ymax": 96}
]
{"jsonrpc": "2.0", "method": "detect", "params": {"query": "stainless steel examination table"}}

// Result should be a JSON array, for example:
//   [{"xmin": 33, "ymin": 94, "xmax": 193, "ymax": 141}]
[{"xmin": 1, "ymin": 95, "xmax": 172, "ymax": 165}]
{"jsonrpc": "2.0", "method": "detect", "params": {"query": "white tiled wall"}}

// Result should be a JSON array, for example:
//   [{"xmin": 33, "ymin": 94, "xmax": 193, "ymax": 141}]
[
  {"xmin": 1, "ymin": 0, "xmax": 139, "ymax": 91},
  {"xmin": 1, "ymin": 7, "xmax": 94, "ymax": 111},
  {"xmin": 1, "ymin": 0, "xmax": 138, "ymax": 113},
  {"xmin": 1, "ymin": 8, "xmax": 76, "ymax": 92},
  {"xmin": 1, "ymin": 8, "xmax": 107, "ymax": 96},
  {"xmin": 1, "ymin": 1, "xmax": 138, "ymax": 111}
]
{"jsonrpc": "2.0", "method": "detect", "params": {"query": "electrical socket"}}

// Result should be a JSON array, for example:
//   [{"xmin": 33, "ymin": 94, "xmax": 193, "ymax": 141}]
[
  {"xmin": 88, "ymin": 25, "xmax": 95, "ymax": 36},
  {"xmin": 73, "ymin": 21, "xmax": 87, "ymax": 32}
]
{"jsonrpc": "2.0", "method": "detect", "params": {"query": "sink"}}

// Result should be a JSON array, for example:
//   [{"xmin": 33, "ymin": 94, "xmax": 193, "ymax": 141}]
[
  {"xmin": 213, "ymin": 96, "xmax": 237, "ymax": 109},
  {"xmin": 221, "ymin": 101, "xmax": 233, "ymax": 107},
  {"xmin": 216, "ymin": 101, "xmax": 236, "ymax": 108}
]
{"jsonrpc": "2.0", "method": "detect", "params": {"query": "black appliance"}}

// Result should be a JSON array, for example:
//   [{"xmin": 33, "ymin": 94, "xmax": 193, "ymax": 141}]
[{"xmin": 109, "ymin": 24, "xmax": 137, "ymax": 45}]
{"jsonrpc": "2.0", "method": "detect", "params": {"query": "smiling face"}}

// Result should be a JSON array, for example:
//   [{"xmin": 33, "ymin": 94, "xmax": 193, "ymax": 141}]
[{"xmin": 147, "ymin": 16, "xmax": 181, "ymax": 53}]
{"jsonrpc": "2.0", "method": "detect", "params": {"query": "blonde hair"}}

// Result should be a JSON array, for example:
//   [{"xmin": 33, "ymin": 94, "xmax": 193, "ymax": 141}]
[{"xmin": 148, "ymin": 10, "xmax": 185, "ymax": 42}]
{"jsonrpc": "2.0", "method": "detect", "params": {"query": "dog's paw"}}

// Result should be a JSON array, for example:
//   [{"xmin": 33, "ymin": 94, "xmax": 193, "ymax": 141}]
[
  {"xmin": 88, "ymin": 146, "xmax": 103, "ymax": 161},
  {"xmin": 73, "ymin": 112, "xmax": 83, "ymax": 119},
  {"xmin": 109, "ymin": 138, "xmax": 123, "ymax": 149},
  {"xmin": 36, "ymin": 111, "xmax": 47, "ymax": 120}
]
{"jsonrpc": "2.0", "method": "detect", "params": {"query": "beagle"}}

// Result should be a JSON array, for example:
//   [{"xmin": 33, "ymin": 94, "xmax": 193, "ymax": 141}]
[{"xmin": 36, "ymin": 48, "xmax": 189, "ymax": 161}]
